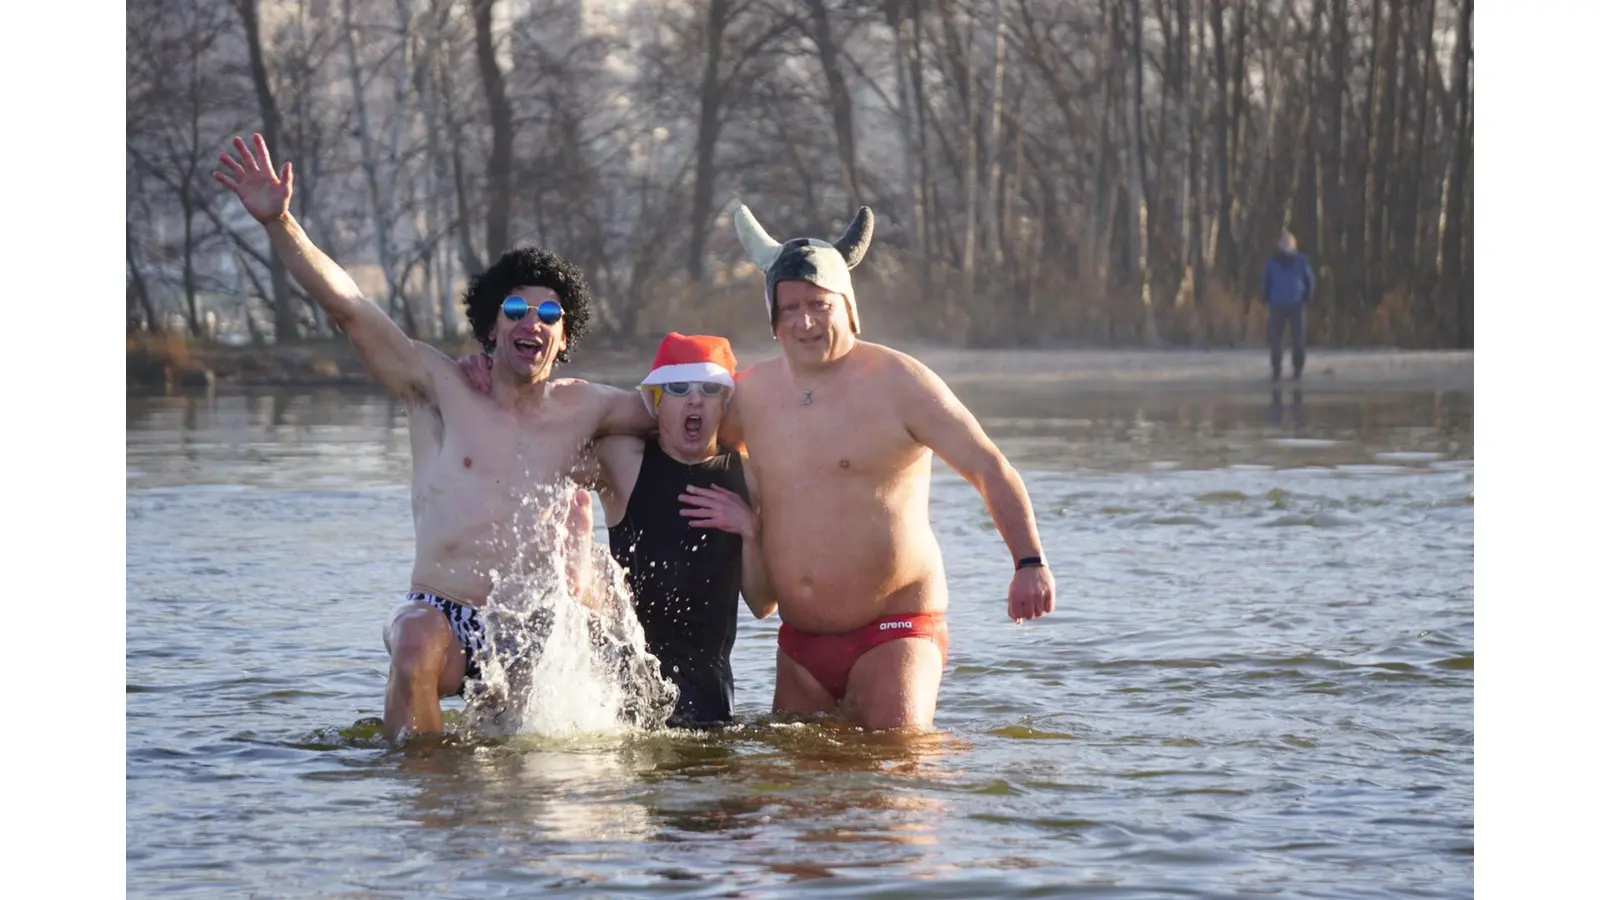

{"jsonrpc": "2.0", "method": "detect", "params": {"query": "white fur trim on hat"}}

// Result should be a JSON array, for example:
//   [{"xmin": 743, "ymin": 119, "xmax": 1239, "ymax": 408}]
[
  {"xmin": 638, "ymin": 362, "xmax": 735, "ymax": 387},
  {"xmin": 637, "ymin": 363, "xmax": 735, "ymax": 417}
]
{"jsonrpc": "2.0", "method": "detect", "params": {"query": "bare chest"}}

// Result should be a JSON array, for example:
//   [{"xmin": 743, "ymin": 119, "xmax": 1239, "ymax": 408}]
[
  {"xmin": 428, "ymin": 402, "xmax": 592, "ymax": 491},
  {"xmin": 746, "ymin": 385, "xmax": 921, "ymax": 482}
]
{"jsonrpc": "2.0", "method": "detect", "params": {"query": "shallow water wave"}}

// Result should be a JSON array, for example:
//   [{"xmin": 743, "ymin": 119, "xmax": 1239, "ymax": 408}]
[
  {"xmin": 457, "ymin": 483, "xmax": 679, "ymax": 740},
  {"xmin": 128, "ymin": 381, "xmax": 1471, "ymax": 898}
]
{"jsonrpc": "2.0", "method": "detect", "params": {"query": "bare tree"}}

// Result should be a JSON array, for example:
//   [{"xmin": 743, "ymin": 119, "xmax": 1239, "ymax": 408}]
[
  {"xmin": 126, "ymin": 0, "xmax": 1471, "ymax": 351},
  {"xmin": 473, "ymin": 0, "xmax": 514, "ymax": 260},
  {"xmin": 1440, "ymin": 0, "xmax": 1471, "ymax": 347},
  {"xmin": 234, "ymin": 0, "xmax": 301, "ymax": 341}
]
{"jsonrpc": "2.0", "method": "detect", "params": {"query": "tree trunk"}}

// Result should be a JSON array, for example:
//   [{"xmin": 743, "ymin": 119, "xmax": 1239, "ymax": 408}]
[
  {"xmin": 1284, "ymin": 0, "xmax": 1326, "ymax": 230},
  {"xmin": 1409, "ymin": 0, "xmax": 1439, "ymax": 280},
  {"xmin": 1189, "ymin": 0, "xmax": 1207, "ymax": 338},
  {"xmin": 391, "ymin": 0, "xmax": 426, "ymax": 338},
  {"xmin": 229, "ymin": 243, "xmax": 269, "ymax": 346},
  {"xmin": 686, "ymin": 0, "xmax": 732, "ymax": 283},
  {"xmin": 805, "ymin": 0, "xmax": 863, "ymax": 208},
  {"xmin": 1328, "ymin": 0, "xmax": 1349, "ymax": 262},
  {"xmin": 1226, "ymin": 0, "xmax": 1245, "ymax": 283},
  {"xmin": 1441, "ymin": 0, "xmax": 1471, "ymax": 347},
  {"xmin": 433, "ymin": 5, "xmax": 483, "ymax": 276},
  {"xmin": 342, "ymin": 0, "xmax": 411, "ymax": 336},
  {"xmin": 889, "ymin": 0, "xmax": 926, "ymax": 260},
  {"xmin": 985, "ymin": 0, "xmax": 1006, "ymax": 263},
  {"xmin": 1254, "ymin": 0, "xmax": 1293, "ymax": 239},
  {"xmin": 1175, "ymin": 0, "xmax": 1200, "ymax": 333},
  {"xmin": 1152, "ymin": 0, "xmax": 1174, "ymax": 259},
  {"xmin": 234, "ymin": 0, "xmax": 299, "ymax": 342},
  {"xmin": 1090, "ymin": 0, "xmax": 1116, "ymax": 298},
  {"xmin": 180, "ymin": 192, "xmax": 203, "ymax": 337},
  {"xmin": 420, "ymin": 0, "xmax": 461, "ymax": 339},
  {"xmin": 961, "ymin": 12, "xmax": 979, "ymax": 297},
  {"xmin": 1207, "ymin": 0, "xmax": 1235, "ymax": 275},
  {"xmin": 472, "ymin": 0, "xmax": 513, "ymax": 259},
  {"xmin": 1363, "ymin": 0, "xmax": 1401, "ymax": 304},
  {"xmin": 1006, "ymin": 73, "xmax": 1028, "ymax": 319},
  {"xmin": 126, "ymin": 221, "xmax": 162, "ymax": 333},
  {"xmin": 910, "ymin": 1, "xmax": 935, "ymax": 295},
  {"xmin": 1124, "ymin": 0, "xmax": 1155, "ymax": 344}
]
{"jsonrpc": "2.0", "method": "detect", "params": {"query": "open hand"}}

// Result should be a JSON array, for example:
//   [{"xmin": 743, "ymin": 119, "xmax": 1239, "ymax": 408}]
[
  {"xmin": 1007, "ymin": 565, "xmax": 1055, "ymax": 623},
  {"xmin": 213, "ymin": 133, "xmax": 292, "ymax": 223},
  {"xmin": 680, "ymin": 484, "xmax": 758, "ymax": 539},
  {"xmin": 458, "ymin": 352, "xmax": 493, "ymax": 395}
]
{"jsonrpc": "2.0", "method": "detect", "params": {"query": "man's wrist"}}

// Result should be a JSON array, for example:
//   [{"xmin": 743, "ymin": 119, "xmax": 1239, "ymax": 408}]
[{"xmin": 1015, "ymin": 555, "xmax": 1046, "ymax": 571}]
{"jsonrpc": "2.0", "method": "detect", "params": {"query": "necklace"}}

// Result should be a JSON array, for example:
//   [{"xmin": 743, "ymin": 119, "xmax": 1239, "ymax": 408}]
[{"xmin": 793, "ymin": 357, "xmax": 845, "ymax": 407}]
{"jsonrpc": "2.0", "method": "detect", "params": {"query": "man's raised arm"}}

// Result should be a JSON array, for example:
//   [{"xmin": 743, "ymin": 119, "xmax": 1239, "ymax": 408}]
[{"xmin": 214, "ymin": 133, "xmax": 432, "ymax": 401}]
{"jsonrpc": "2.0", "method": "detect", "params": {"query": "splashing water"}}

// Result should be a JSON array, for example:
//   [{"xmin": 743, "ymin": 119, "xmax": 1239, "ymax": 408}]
[{"xmin": 459, "ymin": 482, "xmax": 679, "ymax": 739}]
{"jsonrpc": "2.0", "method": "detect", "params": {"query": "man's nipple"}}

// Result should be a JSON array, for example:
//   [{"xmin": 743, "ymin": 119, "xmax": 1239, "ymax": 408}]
[{"xmin": 463, "ymin": 457, "xmax": 473, "ymax": 468}]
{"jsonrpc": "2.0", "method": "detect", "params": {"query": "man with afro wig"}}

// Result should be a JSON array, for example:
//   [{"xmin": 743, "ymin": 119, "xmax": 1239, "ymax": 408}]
[{"xmin": 216, "ymin": 133, "xmax": 658, "ymax": 743}]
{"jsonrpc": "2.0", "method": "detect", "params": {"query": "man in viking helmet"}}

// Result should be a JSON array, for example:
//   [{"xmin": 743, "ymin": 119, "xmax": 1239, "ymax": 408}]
[{"xmin": 722, "ymin": 204, "xmax": 1057, "ymax": 730}]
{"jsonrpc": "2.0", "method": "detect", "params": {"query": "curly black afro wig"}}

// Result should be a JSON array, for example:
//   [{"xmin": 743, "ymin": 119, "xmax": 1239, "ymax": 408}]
[{"xmin": 462, "ymin": 244, "xmax": 594, "ymax": 365}]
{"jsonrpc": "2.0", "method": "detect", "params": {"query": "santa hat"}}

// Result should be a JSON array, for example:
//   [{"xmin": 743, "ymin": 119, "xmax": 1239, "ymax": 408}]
[
  {"xmin": 732, "ymin": 204, "xmax": 874, "ymax": 334},
  {"xmin": 637, "ymin": 332, "xmax": 738, "ymax": 415}
]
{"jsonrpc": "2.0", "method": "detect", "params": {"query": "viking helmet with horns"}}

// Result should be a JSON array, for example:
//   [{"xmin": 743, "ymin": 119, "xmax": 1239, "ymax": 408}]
[{"xmin": 732, "ymin": 204, "xmax": 875, "ymax": 334}]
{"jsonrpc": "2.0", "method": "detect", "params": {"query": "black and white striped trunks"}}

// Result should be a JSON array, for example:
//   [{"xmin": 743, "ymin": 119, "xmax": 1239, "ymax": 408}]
[{"xmin": 408, "ymin": 591, "xmax": 486, "ymax": 682}]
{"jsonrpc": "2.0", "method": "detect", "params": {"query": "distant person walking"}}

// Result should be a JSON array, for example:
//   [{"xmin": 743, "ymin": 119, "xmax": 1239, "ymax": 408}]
[{"xmin": 1260, "ymin": 231, "xmax": 1316, "ymax": 381}]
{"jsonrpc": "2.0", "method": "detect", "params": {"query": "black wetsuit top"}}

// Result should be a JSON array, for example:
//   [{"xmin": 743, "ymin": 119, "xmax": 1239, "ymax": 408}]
[{"xmin": 607, "ymin": 441, "xmax": 747, "ymax": 726}]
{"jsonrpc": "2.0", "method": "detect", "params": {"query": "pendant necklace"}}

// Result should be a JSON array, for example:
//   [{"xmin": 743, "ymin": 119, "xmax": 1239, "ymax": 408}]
[{"xmin": 796, "ymin": 366, "xmax": 838, "ymax": 406}]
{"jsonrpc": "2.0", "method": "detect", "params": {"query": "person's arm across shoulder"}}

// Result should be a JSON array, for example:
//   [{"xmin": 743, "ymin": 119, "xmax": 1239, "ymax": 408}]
[
  {"xmin": 214, "ymin": 133, "xmax": 434, "ymax": 402},
  {"xmin": 896, "ymin": 353, "xmax": 1055, "ymax": 623},
  {"xmin": 595, "ymin": 383, "xmax": 659, "ymax": 439},
  {"xmin": 679, "ymin": 463, "xmax": 777, "ymax": 619},
  {"xmin": 453, "ymin": 355, "xmax": 656, "ymax": 447}
]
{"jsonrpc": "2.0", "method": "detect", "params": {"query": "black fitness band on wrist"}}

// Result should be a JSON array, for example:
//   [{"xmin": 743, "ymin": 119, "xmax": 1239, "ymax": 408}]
[{"xmin": 1015, "ymin": 556, "xmax": 1045, "ymax": 570}]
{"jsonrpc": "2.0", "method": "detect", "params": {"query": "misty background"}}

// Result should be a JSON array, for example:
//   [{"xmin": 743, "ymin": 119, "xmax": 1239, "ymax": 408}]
[{"xmin": 125, "ymin": 0, "xmax": 1472, "ymax": 351}]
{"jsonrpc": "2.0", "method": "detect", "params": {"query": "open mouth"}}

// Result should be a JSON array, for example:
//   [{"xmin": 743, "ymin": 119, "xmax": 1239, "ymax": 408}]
[
  {"xmin": 684, "ymin": 414, "xmax": 703, "ymax": 441},
  {"xmin": 511, "ymin": 337, "xmax": 545, "ymax": 358}
]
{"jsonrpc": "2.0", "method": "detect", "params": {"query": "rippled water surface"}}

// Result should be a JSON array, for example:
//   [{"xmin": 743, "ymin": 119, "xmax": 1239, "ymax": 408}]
[{"xmin": 127, "ymin": 371, "xmax": 1473, "ymax": 898}]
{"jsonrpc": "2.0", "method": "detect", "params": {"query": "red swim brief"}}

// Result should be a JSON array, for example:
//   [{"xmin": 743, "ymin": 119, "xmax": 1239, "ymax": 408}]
[{"xmin": 777, "ymin": 612, "xmax": 949, "ymax": 700}]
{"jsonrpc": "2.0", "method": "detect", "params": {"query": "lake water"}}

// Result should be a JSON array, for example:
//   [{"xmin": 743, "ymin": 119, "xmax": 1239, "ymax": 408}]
[{"xmin": 126, "ymin": 360, "xmax": 1473, "ymax": 898}]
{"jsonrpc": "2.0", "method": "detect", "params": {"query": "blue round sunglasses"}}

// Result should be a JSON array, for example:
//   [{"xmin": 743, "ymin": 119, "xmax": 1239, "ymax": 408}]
[{"xmin": 501, "ymin": 296, "xmax": 564, "ymax": 325}]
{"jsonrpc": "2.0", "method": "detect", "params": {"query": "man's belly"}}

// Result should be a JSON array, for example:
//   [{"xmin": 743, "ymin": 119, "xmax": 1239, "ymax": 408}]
[
  {"xmin": 763, "ymin": 504, "xmax": 948, "ymax": 634},
  {"xmin": 408, "ymin": 491, "xmax": 571, "ymax": 607},
  {"xmin": 408, "ymin": 551, "xmax": 502, "ymax": 607}
]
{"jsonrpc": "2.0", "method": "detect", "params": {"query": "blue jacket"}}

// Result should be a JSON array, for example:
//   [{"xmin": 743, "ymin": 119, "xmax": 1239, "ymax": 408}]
[{"xmin": 1261, "ymin": 251, "xmax": 1315, "ymax": 308}]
